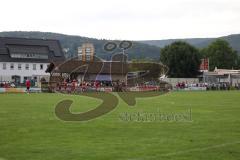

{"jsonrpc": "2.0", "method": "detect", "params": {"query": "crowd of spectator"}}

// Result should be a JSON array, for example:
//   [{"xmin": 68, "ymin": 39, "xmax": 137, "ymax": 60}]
[
  {"xmin": 0, "ymin": 82, "xmax": 16, "ymax": 88},
  {"xmin": 175, "ymin": 82, "xmax": 240, "ymax": 90},
  {"xmin": 53, "ymin": 79, "xmax": 127, "ymax": 93},
  {"xmin": 0, "ymin": 79, "xmax": 37, "ymax": 88}
]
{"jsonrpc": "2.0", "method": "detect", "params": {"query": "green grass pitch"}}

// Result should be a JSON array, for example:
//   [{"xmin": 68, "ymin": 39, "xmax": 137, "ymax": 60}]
[{"xmin": 0, "ymin": 91, "xmax": 240, "ymax": 160}]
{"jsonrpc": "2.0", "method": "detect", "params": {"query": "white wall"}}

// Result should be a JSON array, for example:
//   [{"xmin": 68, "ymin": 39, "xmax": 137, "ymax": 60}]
[
  {"xmin": 0, "ymin": 62, "xmax": 50, "ymax": 83},
  {"xmin": 163, "ymin": 78, "xmax": 199, "ymax": 87}
]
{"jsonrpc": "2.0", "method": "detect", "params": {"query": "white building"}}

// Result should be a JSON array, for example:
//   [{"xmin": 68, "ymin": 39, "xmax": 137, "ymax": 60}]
[
  {"xmin": 202, "ymin": 67, "xmax": 240, "ymax": 86},
  {"xmin": 0, "ymin": 62, "xmax": 49, "ymax": 83},
  {"xmin": 77, "ymin": 43, "xmax": 95, "ymax": 61},
  {"xmin": 0, "ymin": 37, "xmax": 65, "ymax": 85}
]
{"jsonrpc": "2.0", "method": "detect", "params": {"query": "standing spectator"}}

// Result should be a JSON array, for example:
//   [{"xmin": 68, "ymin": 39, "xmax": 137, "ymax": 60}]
[
  {"xmin": 82, "ymin": 81, "xmax": 86, "ymax": 92},
  {"xmin": 63, "ymin": 80, "xmax": 67, "ymax": 91},
  {"xmin": 71, "ymin": 79, "xmax": 77, "ymax": 93},
  {"xmin": 26, "ymin": 79, "xmax": 31, "ymax": 94}
]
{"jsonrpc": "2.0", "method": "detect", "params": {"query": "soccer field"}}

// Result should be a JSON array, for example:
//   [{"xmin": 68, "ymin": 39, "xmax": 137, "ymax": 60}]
[{"xmin": 0, "ymin": 91, "xmax": 240, "ymax": 160}]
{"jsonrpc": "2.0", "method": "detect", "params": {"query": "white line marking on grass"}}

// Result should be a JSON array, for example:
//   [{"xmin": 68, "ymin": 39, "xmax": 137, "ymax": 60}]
[{"xmin": 160, "ymin": 141, "xmax": 240, "ymax": 157}]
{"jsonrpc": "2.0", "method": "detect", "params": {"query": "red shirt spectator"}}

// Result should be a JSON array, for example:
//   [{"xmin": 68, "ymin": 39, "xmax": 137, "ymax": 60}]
[{"xmin": 26, "ymin": 79, "xmax": 31, "ymax": 93}]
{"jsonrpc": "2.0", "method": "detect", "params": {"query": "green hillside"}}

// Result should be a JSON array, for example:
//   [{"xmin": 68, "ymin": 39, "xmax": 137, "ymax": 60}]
[
  {"xmin": 0, "ymin": 31, "xmax": 161, "ymax": 60},
  {"xmin": 2, "ymin": 31, "xmax": 239, "ymax": 59},
  {"xmin": 140, "ymin": 34, "xmax": 240, "ymax": 54}
]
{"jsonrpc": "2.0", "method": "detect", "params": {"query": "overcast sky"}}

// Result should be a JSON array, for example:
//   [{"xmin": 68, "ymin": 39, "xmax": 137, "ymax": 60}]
[{"xmin": 0, "ymin": 0, "xmax": 240, "ymax": 40}]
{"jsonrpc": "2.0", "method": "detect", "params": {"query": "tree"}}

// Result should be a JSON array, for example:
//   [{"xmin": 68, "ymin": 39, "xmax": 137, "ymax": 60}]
[
  {"xmin": 203, "ymin": 39, "xmax": 239, "ymax": 70},
  {"xmin": 160, "ymin": 41, "xmax": 201, "ymax": 78}
]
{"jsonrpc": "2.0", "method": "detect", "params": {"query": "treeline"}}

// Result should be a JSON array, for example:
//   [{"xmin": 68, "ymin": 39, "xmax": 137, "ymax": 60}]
[{"xmin": 160, "ymin": 39, "xmax": 240, "ymax": 78}]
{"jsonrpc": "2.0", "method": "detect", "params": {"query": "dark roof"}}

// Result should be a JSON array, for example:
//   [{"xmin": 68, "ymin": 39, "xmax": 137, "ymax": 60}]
[
  {"xmin": 47, "ymin": 60, "xmax": 128, "ymax": 74},
  {"xmin": 0, "ymin": 37, "xmax": 65, "ymax": 63},
  {"xmin": 46, "ymin": 58, "xmax": 167, "ymax": 77}
]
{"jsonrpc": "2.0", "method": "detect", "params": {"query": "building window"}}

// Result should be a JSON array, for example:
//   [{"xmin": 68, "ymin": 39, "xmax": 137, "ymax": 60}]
[
  {"xmin": 85, "ymin": 48, "xmax": 91, "ymax": 52},
  {"xmin": 86, "ymin": 52, "xmax": 91, "ymax": 56},
  {"xmin": 78, "ymin": 54, "xmax": 82, "ymax": 60},
  {"xmin": 10, "ymin": 63, "xmax": 14, "ymax": 70},
  {"xmin": 24, "ymin": 76, "xmax": 31, "ymax": 81},
  {"xmin": 40, "ymin": 64, "xmax": 43, "ymax": 70},
  {"xmin": 78, "ymin": 47, "xmax": 82, "ymax": 54},
  {"xmin": 86, "ymin": 55, "xmax": 91, "ymax": 61},
  {"xmin": 18, "ymin": 64, "xmax": 22, "ymax": 70},
  {"xmin": 25, "ymin": 64, "xmax": 29, "ymax": 70},
  {"xmin": 2, "ymin": 63, "xmax": 6, "ymax": 70},
  {"xmin": 33, "ymin": 64, "xmax": 36, "ymax": 70}
]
